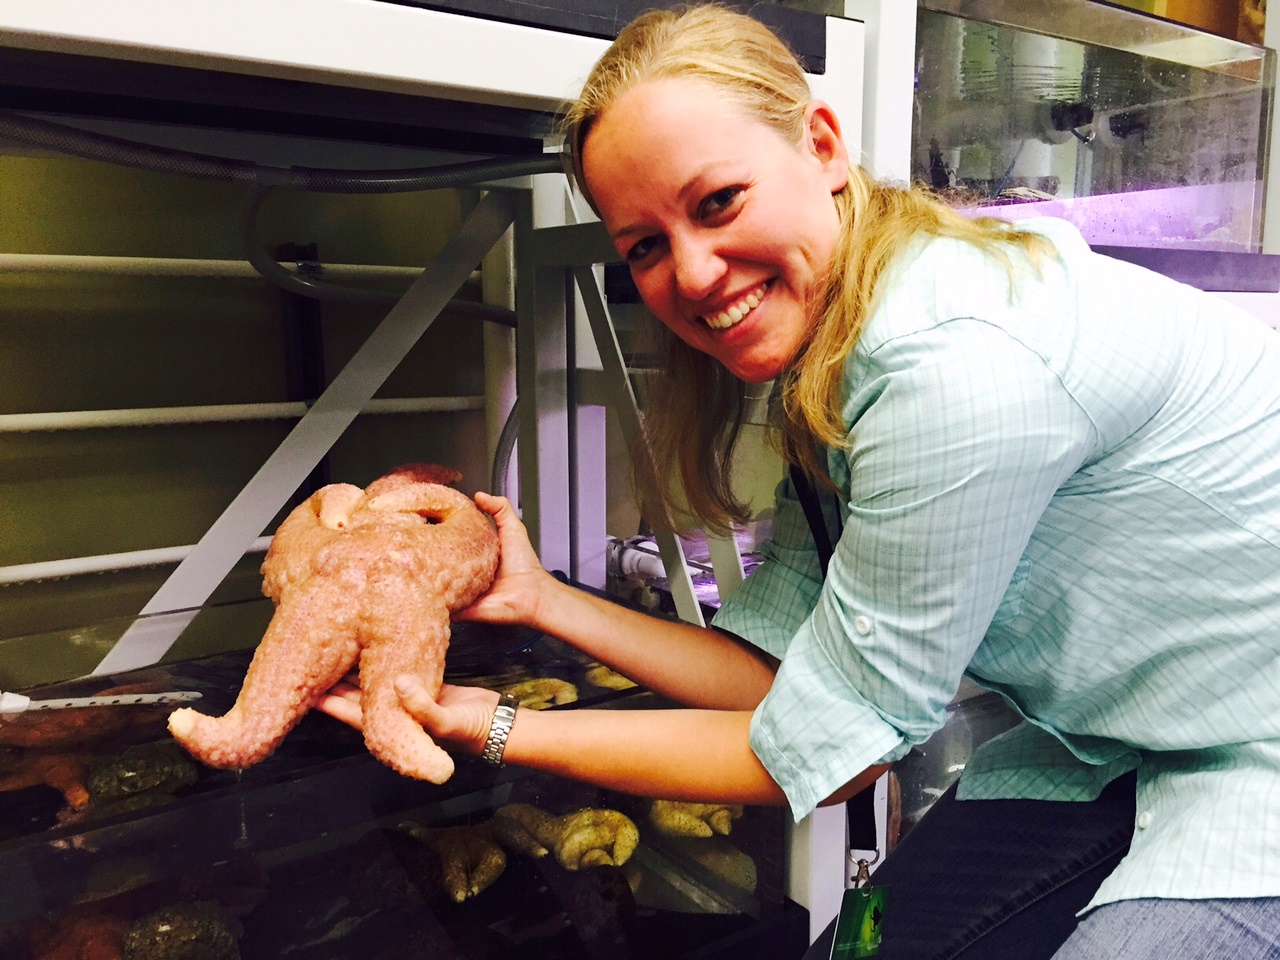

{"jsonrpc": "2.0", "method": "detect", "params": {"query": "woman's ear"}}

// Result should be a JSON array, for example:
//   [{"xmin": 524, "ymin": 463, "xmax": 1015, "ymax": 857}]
[{"xmin": 804, "ymin": 100, "xmax": 851, "ymax": 193}]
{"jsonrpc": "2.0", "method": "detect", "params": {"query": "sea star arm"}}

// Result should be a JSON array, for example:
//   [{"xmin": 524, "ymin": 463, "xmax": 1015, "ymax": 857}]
[{"xmin": 169, "ymin": 574, "xmax": 361, "ymax": 769}]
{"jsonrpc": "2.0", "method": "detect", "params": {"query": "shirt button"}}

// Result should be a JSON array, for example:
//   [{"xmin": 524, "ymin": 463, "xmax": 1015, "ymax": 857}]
[
  {"xmin": 1136, "ymin": 811, "xmax": 1153, "ymax": 829},
  {"xmin": 854, "ymin": 616, "xmax": 873, "ymax": 636}
]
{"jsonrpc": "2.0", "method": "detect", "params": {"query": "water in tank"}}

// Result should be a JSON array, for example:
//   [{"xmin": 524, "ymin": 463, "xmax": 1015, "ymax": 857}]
[{"xmin": 914, "ymin": 0, "xmax": 1275, "ymax": 250}]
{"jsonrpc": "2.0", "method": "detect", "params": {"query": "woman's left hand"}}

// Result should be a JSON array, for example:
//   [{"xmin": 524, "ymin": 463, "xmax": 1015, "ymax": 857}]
[
  {"xmin": 314, "ymin": 676, "xmax": 364, "ymax": 728},
  {"xmin": 316, "ymin": 676, "xmax": 499, "ymax": 758}
]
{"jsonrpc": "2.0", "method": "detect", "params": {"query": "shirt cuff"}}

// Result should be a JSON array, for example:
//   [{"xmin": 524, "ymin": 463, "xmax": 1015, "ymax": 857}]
[{"xmin": 749, "ymin": 639, "xmax": 908, "ymax": 821}]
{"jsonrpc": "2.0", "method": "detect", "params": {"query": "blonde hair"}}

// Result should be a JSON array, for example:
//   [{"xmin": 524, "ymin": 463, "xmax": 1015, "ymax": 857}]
[{"xmin": 565, "ymin": 4, "xmax": 1051, "ymax": 533}]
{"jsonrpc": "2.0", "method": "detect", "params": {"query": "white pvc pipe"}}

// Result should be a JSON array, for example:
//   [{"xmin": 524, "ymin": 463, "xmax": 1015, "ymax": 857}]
[
  {"xmin": 0, "ymin": 252, "xmax": 440, "ymax": 282},
  {"xmin": 0, "ymin": 395, "xmax": 485, "ymax": 432},
  {"xmin": 0, "ymin": 536, "xmax": 274, "ymax": 585}
]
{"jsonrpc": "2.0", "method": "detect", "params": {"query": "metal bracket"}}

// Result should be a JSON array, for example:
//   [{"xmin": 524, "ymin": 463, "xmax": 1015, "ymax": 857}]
[{"xmin": 571, "ymin": 264, "xmax": 705, "ymax": 626}]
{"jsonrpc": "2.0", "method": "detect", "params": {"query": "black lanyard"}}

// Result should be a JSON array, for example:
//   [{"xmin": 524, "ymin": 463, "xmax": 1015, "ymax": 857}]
[{"xmin": 789, "ymin": 464, "xmax": 839, "ymax": 578}]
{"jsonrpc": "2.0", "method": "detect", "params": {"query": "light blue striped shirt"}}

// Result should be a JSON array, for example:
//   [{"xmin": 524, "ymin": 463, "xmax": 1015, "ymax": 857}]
[{"xmin": 713, "ymin": 218, "xmax": 1280, "ymax": 908}]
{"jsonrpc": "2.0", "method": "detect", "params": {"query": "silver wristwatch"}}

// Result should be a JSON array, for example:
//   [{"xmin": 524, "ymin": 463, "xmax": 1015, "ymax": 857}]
[{"xmin": 480, "ymin": 694, "xmax": 520, "ymax": 766}]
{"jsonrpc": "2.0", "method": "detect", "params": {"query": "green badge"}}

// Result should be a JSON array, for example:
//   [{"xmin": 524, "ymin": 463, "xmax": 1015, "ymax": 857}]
[{"xmin": 829, "ymin": 885, "xmax": 888, "ymax": 959}]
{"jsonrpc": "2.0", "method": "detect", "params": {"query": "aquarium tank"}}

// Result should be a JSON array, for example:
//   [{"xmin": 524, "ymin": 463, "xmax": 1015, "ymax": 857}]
[{"xmin": 914, "ymin": 0, "xmax": 1275, "ymax": 250}]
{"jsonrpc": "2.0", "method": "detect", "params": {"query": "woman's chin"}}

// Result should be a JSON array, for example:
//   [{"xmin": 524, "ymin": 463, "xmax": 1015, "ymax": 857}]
[{"xmin": 726, "ymin": 358, "xmax": 786, "ymax": 384}]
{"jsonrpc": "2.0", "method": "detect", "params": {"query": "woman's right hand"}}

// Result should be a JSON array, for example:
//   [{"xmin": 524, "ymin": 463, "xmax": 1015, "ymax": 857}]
[
  {"xmin": 316, "ymin": 676, "xmax": 501, "ymax": 761},
  {"xmin": 456, "ymin": 492, "xmax": 560, "ymax": 629},
  {"xmin": 395, "ymin": 677, "xmax": 501, "ymax": 758}
]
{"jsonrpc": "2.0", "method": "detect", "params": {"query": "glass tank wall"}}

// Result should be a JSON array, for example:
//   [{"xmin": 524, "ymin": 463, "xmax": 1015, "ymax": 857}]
[
  {"xmin": 0, "ymin": 599, "xmax": 802, "ymax": 960},
  {"xmin": 914, "ymin": 0, "xmax": 1276, "ymax": 250}
]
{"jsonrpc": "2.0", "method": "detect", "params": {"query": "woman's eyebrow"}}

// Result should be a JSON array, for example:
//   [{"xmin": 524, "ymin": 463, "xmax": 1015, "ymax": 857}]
[
  {"xmin": 677, "ymin": 161, "xmax": 732, "ymax": 202},
  {"xmin": 607, "ymin": 161, "xmax": 737, "ymax": 241},
  {"xmin": 609, "ymin": 221, "xmax": 651, "ymax": 245}
]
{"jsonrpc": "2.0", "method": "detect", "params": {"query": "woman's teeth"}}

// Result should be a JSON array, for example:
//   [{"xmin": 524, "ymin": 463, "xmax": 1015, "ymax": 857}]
[{"xmin": 704, "ymin": 282, "xmax": 767, "ymax": 330}]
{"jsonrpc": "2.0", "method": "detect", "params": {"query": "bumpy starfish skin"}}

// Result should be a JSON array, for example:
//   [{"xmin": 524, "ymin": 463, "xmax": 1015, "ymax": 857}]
[{"xmin": 169, "ymin": 465, "xmax": 497, "ymax": 783}]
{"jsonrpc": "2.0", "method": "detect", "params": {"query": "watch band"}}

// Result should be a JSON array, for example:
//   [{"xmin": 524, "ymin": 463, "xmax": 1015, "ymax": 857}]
[{"xmin": 481, "ymin": 694, "xmax": 520, "ymax": 766}]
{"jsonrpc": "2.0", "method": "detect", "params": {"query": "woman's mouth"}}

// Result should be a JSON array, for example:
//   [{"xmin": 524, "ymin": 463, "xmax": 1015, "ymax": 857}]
[{"xmin": 701, "ymin": 281, "xmax": 770, "ymax": 331}]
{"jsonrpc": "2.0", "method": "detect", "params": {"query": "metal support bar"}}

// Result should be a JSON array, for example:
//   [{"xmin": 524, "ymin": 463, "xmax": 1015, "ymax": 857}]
[
  {"xmin": 0, "ymin": 252, "xmax": 433, "ymax": 280},
  {"xmin": 0, "ymin": 397, "xmax": 484, "ymax": 432},
  {"xmin": 526, "ymin": 221, "xmax": 614, "ymax": 267},
  {"xmin": 571, "ymin": 264, "xmax": 704, "ymax": 626},
  {"xmin": 91, "ymin": 191, "xmax": 516, "ymax": 676},
  {"xmin": 706, "ymin": 535, "xmax": 746, "ymax": 604},
  {"xmin": 515, "ymin": 184, "xmax": 577, "ymax": 575}
]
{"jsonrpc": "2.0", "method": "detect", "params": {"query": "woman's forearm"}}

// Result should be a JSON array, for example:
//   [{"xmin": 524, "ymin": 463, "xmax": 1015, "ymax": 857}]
[
  {"xmin": 504, "ymin": 706, "xmax": 784, "ymax": 803},
  {"xmin": 500, "ymin": 706, "xmax": 888, "ymax": 808},
  {"xmin": 349, "ymin": 677, "xmax": 890, "ymax": 810},
  {"xmin": 463, "ymin": 494, "xmax": 774, "ymax": 710},
  {"xmin": 530, "ymin": 576, "xmax": 777, "ymax": 710}
]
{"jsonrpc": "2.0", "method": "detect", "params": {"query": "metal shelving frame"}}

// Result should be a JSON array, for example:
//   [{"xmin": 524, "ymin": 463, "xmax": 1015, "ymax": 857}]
[{"xmin": 0, "ymin": 0, "xmax": 875, "ymax": 940}]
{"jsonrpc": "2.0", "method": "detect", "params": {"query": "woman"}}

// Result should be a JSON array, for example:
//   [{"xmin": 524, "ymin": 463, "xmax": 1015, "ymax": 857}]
[{"xmin": 321, "ymin": 6, "xmax": 1280, "ymax": 957}]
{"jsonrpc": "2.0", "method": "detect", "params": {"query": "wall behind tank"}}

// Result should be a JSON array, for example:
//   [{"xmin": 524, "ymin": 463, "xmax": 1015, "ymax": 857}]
[{"xmin": 0, "ymin": 151, "xmax": 491, "ymax": 686}]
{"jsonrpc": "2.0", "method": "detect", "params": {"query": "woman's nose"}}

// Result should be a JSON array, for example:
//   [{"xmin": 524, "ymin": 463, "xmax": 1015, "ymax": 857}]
[{"xmin": 671, "ymin": 234, "xmax": 726, "ymax": 302}]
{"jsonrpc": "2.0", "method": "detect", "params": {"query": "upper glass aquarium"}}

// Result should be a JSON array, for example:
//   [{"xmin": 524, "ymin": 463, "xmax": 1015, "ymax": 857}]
[{"xmin": 914, "ymin": 0, "xmax": 1276, "ymax": 250}]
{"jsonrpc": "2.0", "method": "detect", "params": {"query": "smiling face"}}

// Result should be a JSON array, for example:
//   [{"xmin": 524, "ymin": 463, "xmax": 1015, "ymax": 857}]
[{"xmin": 581, "ymin": 76, "xmax": 850, "ymax": 383}]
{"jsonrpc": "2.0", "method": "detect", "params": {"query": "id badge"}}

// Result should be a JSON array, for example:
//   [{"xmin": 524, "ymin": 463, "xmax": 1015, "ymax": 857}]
[{"xmin": 829, "ymin": 885, "xmax": 888, "ymax": 959}]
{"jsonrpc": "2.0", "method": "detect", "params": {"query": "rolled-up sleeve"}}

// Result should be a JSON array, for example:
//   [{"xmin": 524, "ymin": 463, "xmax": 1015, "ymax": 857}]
[{"xmin": 749, "ymin": 318, "xmax": 1099, "ymax": 820}]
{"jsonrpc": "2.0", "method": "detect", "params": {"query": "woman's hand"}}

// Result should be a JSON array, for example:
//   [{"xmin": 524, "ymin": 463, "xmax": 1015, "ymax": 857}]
[
  {"xmin": 315, "ymin": 676, "xmax": 499, "ymax": 758},
  {"xmin": 455, "ymin": 492, "xmax": 559, "ymax": 629},
  {"xmin": 395, "ymin": 677, "xmax": 499, "ymax": 757},
  {"xmin": 314, "ymin": 676, "xmax": 364, "ymax": 728}
]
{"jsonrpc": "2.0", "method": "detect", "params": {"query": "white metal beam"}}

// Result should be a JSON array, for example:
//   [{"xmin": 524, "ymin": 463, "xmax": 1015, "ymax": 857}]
[{"xmin": 0, "ymin": 0, "xmax": 609, "ymax": 112}]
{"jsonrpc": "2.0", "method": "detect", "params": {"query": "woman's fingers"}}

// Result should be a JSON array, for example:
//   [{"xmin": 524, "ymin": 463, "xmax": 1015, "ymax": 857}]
[
  {"xmin": 316, "ymin": 686, "xmax": 363, "ymax": 729},
  {"xmin": 473, "ymin": 490, "xmax": 513, "ymax": 520},
  {"xmin": 475, "ymin": 493, "xmax": 540, "ymax": 566},
  {"xmin": 396, "ymin": 678, "xmax": 500, "ymax": 755},
  {"xmin": 474, "ymin": 492, "xmax": 524, "ymax": 544},
  {"xmin": 330, "ymin": 674, "xmax": 359, "ymax": 694},
  {"xmin": 395, "ymin": 676, "xmax": 445, "ymax": 725},
  {"xmin": 456, "ymin": 493, "xmax": 554, "ymax": 627},
  {"xmin": 316, "ymin": 677, "xmax": 503, "ymax": 760}
]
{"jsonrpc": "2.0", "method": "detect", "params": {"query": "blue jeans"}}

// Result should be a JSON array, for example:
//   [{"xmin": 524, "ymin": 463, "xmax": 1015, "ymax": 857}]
[
  {"xmin": 802, "ymin": 771, "xmax": 1280, "ymax": 959},
  {"xmin": 1055, "ymin": 898, "xmax": 1280, "ymax": 959}
]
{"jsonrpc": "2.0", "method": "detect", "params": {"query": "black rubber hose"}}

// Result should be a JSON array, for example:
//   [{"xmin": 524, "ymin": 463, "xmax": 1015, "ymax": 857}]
[
  {"xmin": 238, "ymin": 185, "xmax": 519, "ymax": 317},
  {"xmin": 0, "ymin": 111, "xmax": 564, "ymax": 192},
  {"xmin": 4, "ymin": 109, "xmax": 537, "ymax": 310},
  {"xmin": 490, "ymin": 398, "xmax": 521, "ymax": 497}
]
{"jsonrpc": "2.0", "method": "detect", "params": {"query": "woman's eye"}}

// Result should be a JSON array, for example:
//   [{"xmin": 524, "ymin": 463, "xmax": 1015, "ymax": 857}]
[
  {"xmin": 626, "ymin": 236, "xmax": 662, "ymax": 264},
  {"xmin": 699, "ymin": 186, "xmax": 743, "ymax": 219}
]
